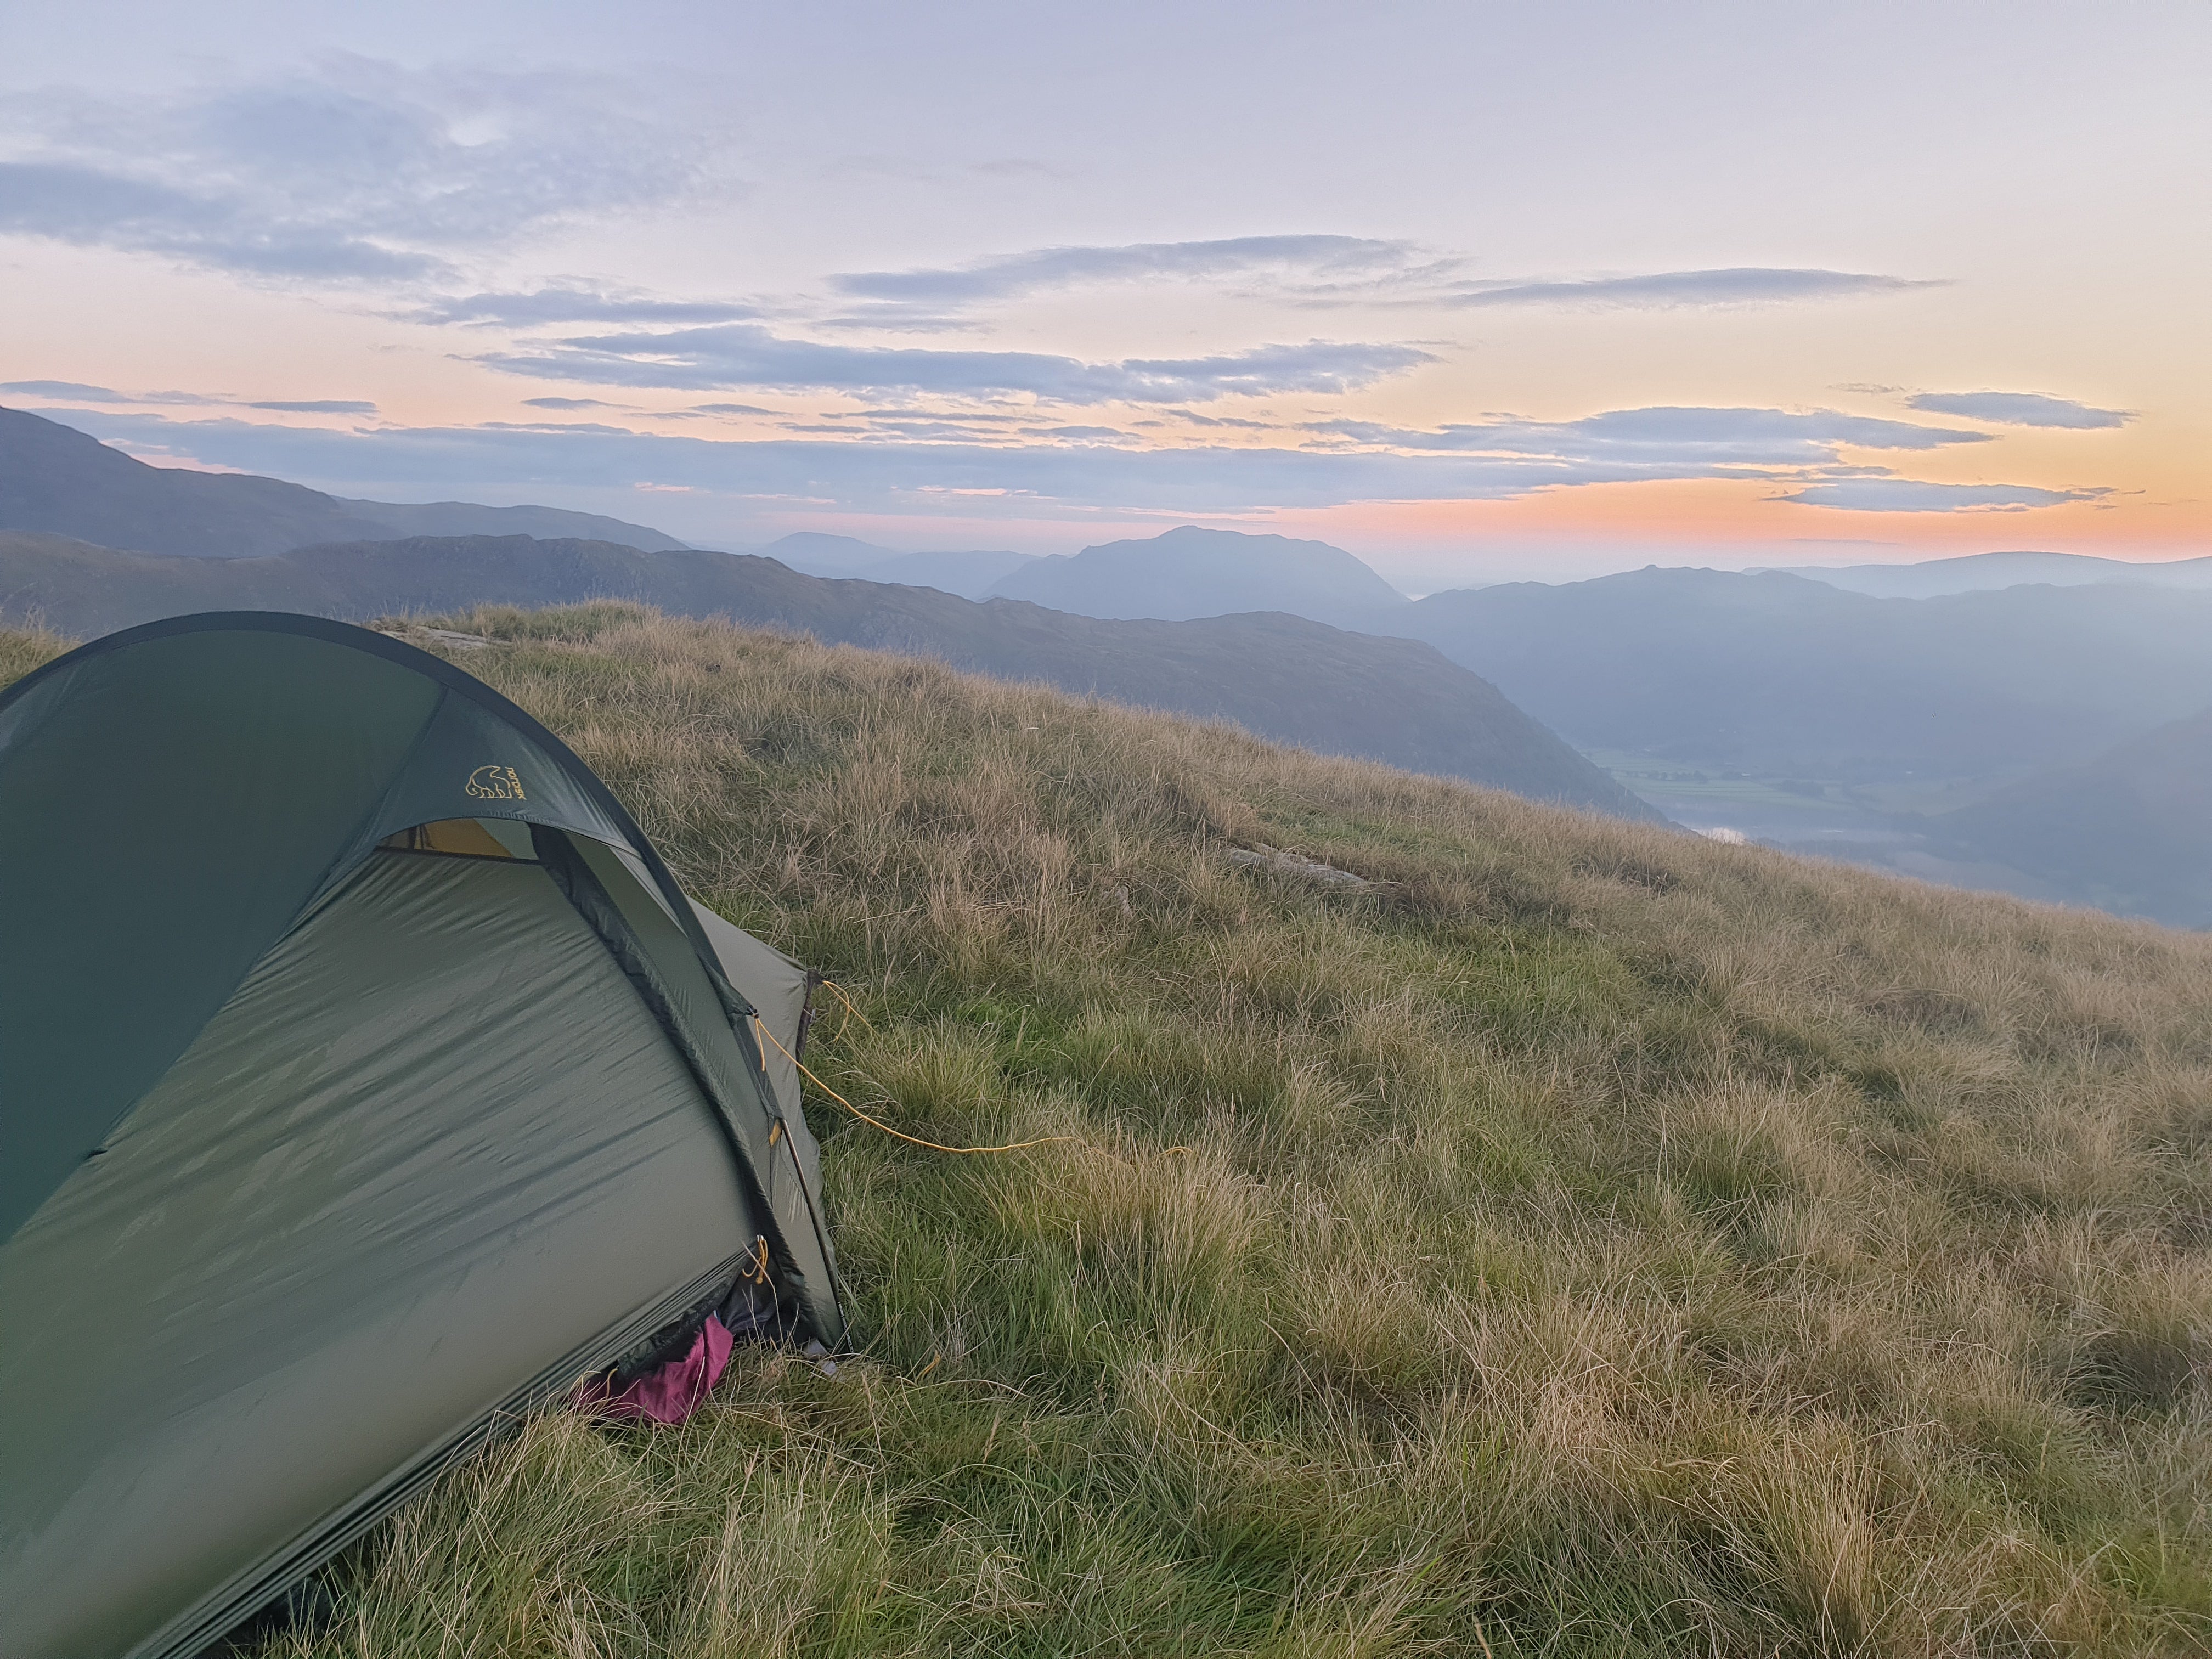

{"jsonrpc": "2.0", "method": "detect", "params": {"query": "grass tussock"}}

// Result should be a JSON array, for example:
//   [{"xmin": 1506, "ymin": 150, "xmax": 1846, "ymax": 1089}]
[{"xmin": 17, "ymin": 603, "xmax": 2212, "ymax": 1656}]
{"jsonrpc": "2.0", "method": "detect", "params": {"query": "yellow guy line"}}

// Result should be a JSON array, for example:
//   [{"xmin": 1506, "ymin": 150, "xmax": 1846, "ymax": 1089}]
[
  {"xmin": 815, "ymin": 977, "xmax": 873, "ymax": 1038},
  {"xmin": 751, "ymin": 1018, "xmax": 1076, "ymax": 1158}
]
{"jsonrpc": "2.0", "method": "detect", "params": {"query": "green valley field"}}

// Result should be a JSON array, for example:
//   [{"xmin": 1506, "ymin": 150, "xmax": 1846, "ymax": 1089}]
[{"xmin": 9, "ymin": 606, "xmax": 2207, "ymax": 1657}]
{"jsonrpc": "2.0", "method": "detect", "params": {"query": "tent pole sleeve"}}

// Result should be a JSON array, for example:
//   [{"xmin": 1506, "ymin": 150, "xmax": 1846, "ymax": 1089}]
[{"xmin": 532, "ymin": 826, "xmax": 827, "ymax": 1334}]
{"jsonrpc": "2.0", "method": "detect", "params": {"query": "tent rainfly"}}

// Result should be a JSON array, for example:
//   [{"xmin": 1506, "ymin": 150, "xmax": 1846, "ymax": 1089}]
[{"xmin": 0, "ymin": 613, "xmax": 844, "ymax": 1659}]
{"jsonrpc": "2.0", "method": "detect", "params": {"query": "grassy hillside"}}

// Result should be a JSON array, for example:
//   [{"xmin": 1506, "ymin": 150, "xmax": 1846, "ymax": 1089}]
[
  {"xmin": 14, "ymin": 603, "xmax": 2211, "ymax": 1656},
  {"xmin": 0, "ymin": 531, "xmax": 1650, "ymax": 817}
]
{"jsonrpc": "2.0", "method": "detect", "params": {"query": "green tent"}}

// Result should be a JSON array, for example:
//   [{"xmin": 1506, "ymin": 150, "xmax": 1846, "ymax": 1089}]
[{"xmin": 0, "ymin": 613, "xmax": 843, "ymax": 1658}]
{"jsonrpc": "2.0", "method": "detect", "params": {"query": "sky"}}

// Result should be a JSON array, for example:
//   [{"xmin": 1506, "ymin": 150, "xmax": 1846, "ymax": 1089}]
[{"xmin": 1, "ymin": 2, "xmax": 2205, "ymax": 589}]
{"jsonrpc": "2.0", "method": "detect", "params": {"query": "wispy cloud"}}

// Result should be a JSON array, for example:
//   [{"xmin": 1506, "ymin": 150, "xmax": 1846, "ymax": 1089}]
[
  {"xmin": 1903, "ymin": 391, "xmax": 2132, "ymax": 429},
  {"xmin": 245, "ymin": 399, "xmax": 377, "ymax": 414},
  {"xmin": 1172, "ymin": 410, "xmax": 1285, "ymax": 430},
  {"xmin": 2, "ymin": 380, "xmax": 376, "ymax": 415},
  {"xmin": 522, "ymin": 396, "xmax": 624, "ymax": 411},
  {"xmin": 1307, "ymin": 407, "xmax": 1990, "ymax": 467},
  {"xmin": 1, "ymin": 379, "xmax": 127, "ymax": 400},
  {"xmin": 476, "ymin": 322, "xmax": 1435, "ymax": 404},
  {"xmin": 472, "ymin": 419, "xmax": 639, "ymax": 436},
  {"xmin": 0, "ymin": 159, "xmax": 438, "ymax": 279},
  {"xmin": 48, "ymin": 404, "xmax": 2092, "ymax": 521},
  {"xmin": 831, "ymin": 234, "xmax": 1438, "ymax": 312},
  {"xmin": 1442, "ymin": 268, "xmax": 1941, "ymax": 309},
  {"xmin": 825, "ymin": 240, "xmax": 1938, "ymax": 321},
  {"xmin": 1775, "ymin": 479, "xmax": 2110, "ymax": 512},
  {"xmin": 0, "ymin": 57, "xmax": 723, "ymax": 283},
  {"xmin": 408, "ymin": 287, "xmax": 760, "ymax": 327},
  {"xmin": 30, "ymin": 407, "xmax": 1638, "ymax": 510}
]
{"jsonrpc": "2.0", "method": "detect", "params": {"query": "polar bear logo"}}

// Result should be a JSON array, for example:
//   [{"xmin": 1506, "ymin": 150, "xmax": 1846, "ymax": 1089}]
[{"xmin": 465, "ymin": 764, "xmax": 526, "ymax": 800}]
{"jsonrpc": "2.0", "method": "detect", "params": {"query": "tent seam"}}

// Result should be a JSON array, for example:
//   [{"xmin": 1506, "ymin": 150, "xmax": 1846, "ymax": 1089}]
[{"xmin": 534, "ymin": 827, "xmax": 834, "ymax": 1341}]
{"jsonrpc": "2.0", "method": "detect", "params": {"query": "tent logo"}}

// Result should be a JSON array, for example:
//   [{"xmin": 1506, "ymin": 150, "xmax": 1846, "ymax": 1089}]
[{"xmin": 465, "ymin": 764, "xmax": 527, "ymax": 801}]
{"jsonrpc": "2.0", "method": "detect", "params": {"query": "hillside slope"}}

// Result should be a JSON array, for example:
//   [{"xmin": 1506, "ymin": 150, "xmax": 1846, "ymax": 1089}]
[
  {"xmin": 0, "ymin": 405, "xmax": 685, "ymax": 556},
  {"xmin": 5, "ymin": 606, "xmax": 2208, "ymax": 1655},
  {"xmin": 24, "ymin": 603, "xmax": 2197, "ymax": 1657},
  {"xmin": 0, "ymin": 407, "xmax": 398, "ymax": 556},
  {"xmin": 0, "ymin": 531, "xmax": 1649, "ymax": 816}
]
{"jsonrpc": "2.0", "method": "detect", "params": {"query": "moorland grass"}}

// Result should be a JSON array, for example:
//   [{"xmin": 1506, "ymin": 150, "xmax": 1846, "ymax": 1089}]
[{"xmin": 14, "ymin": 605, "xmax": 2210, "ymax": 1656}]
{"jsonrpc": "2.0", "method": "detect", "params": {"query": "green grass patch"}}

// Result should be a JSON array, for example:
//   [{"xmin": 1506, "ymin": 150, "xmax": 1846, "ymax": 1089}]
[{"xmin": 18, "ymin": 606, "xmax": 2209, "ymax": 1657}]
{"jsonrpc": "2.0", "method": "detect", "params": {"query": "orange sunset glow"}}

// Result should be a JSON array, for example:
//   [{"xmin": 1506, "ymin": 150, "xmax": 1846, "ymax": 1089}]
[{"xmin": 0, "ymin": 5, "xmax": 2202, "ymax": 583}]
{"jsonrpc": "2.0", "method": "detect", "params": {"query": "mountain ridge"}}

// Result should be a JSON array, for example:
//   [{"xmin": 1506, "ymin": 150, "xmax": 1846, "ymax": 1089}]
[
  {"xmin": 751, "ymin": 532, "xmax": 1039, "ymax": 599},
  {"xmin": 1395, "ymin": 564, "xmax": 2212, "ymax": 781},
  {"xmin": 988, "ymin": 524, "xmax": 1407, "ymax": 623},
  {"xmin": 0, "ymin": 527, "xmax": 1652, "ymax": 819},
  {"xmin": 1923, "ymin": 704, "xmax": 2212, "ymax": 926},
  {"xmin": 0, "ymin": 404, "xmax": 689, "ymax": 558},
  {"xmin": 1771, "ymin": 549, "xmax": 2212, "ymax": 598}
]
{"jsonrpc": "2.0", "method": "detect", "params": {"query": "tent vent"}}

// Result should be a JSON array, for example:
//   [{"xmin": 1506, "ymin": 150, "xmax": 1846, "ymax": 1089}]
[{"xmin": 379, "ymin": 819, "xmax": 534, "ymax": 859}]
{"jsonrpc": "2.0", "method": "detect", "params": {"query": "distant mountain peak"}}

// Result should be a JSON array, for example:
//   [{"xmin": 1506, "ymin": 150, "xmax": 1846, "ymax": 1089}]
[{"xmin": 986, "ymin": 523, "xmax": 1406, "ymax": 623}]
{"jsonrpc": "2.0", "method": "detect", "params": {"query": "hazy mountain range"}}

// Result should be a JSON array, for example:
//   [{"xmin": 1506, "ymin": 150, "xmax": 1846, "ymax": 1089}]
[
  {"xmin": 986, "ymin": 525, "xmax": 1407, "ymax": 621},
  {"xmin": 1381, "ymin": 566, "xmax": 2212, "ymax": 922},
  {"xmin": 746, "ymin": 526, "xmax": 1412, "ymax": 621},
  {"xmin": 1922, "ymin": 707, "xmax": 2212, "ymax": 927},
  {"xmin": 0, "ymin": 405, "xmax": 687, "ymax": 557},
  {"xmin": 0, "ymin": 524, "xmax": 1647, "ymax": 819},
  {"xmin": 5, "ymin": 402, "xmax": 2210, "ymax": 924},
  {"xmin": 1391, "ymin": 566, "xmax": 2212, "ymax": 782},
  {"xmin": 1768, "ymin": 549, "xmax": 2212, "ymax": 599},
  {"xmin": 748, "ymin": 532, "xmax": 1039, "ymax": 599}
]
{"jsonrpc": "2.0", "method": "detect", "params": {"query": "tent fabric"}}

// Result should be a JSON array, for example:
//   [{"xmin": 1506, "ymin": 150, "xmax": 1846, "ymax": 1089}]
[
  {"xmin": 0, "ymin": 613, "xmax": 844, "ymax": 1659},
  {"xmin": 2, "ymin": 851, "xmax": 754, "ymax": 1656},
  {"xmin": 0, "ymin": 626, "xmax": 443, "ymax": 1246},
  {"xmin": 689, "ymin": 897, "xmax": 830, "ymax": 1205},
  {"xmin": 535, "ymin": 829, "xmax": 836, "ymax": 1316},
  {"xmin": 0, "ymin": 615, "xmax": 692, "ymax": 1244}
]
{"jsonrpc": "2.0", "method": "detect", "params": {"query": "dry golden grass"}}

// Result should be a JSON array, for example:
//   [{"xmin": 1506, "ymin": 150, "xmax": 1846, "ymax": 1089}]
[
  {"xmin": 0, "ymin": 622, "xmax": 69, "ymax": 692},
  {"xmin": 18, "ymin": 602, "xmax": 2212, "ymax": 1655}
]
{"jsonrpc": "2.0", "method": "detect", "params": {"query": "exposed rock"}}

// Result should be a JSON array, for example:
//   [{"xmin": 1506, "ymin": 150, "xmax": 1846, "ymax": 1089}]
[{"xmin": 1225, "ymin": 843, "xmax": 1373, "ymax": 890}]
